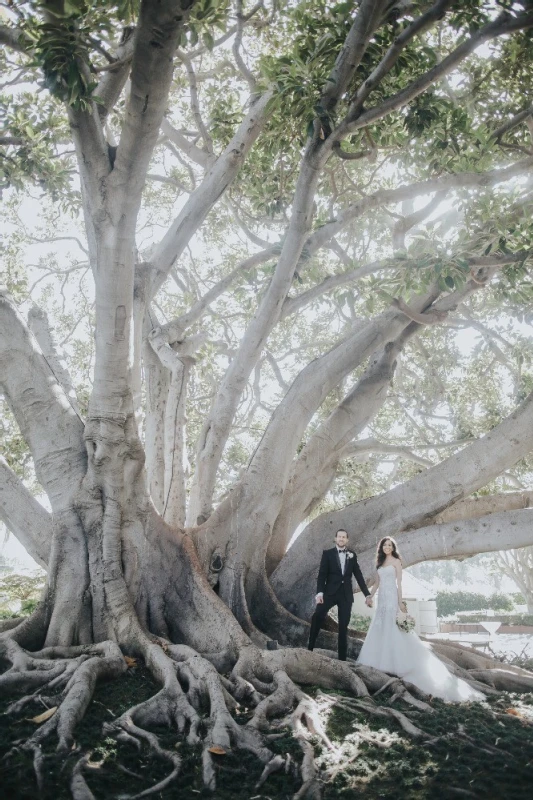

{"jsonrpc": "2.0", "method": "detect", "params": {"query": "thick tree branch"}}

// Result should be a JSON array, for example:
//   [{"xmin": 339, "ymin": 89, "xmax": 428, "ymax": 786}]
[
  {"xmin": 95, "ymin": 27, "xmax": 135, "ymax": 120},
  {"xmin": 267, "ymin": 326, "xmax": 417, "ymax": 573},
  {"xmin": 147, "ymin": 91, "xmax": 272, "ymax": 299},
  {"xmin": 0, "ymin": 457, "xmax": 51, "ymax": 568},
  {"xmin": 490, "ymin": 106, "xmax": 533, "ymax": 142},
  {"xmin": 306, "ymin": 157, "xmax": 533, "ymax": 257},
  {"xmin": 0, "ymin": 135, "xmax": 24, "ymax": 146},
  {"xmin": 334, "ymin": 10, "xmax": 533, "ymax": 139},
  {"xmin": 272, "ymin": 389, "xmax": 533, "ymax": 616},
  {"xmin": 357, "ymin": 509, "xmax": 533, "ymax": 578},
  {"xmin": 67, "ymin": 107, "xmax": 109, "ymax": 221},
  {"xmin": 110, "ymin": 0, "xmax": 195, "ymax": 216},
  {"xmin": 187, "ymin": 137, "xmax": 329, "ymax": 524},
  {"xmin": 143, "ymin": 337, "xmax": 169, "ymax": 513},
  {"xmin": 320, "ymin": 0, "xmax": 389, "ymax": 113},
  {"xmin": 198, "ymin": 294, "xmax": 437, "ymax": 562},
  {"xmin": 202, "ymin": 267, "xmax": 491, "ymax": 575},
  {"xmin": 0, "ymin": 291, "xmax": 86, "ymax": 514},
  {"xmin": 336, "ymin": 439, "xmax": 435, "ymax": 468},
  {"xmin": 148, "ymin": 330, "xmax": 206, "ymax": 527},
  {"xmin": 160, "ymin": 117, "xmax": 214, "ymax": 169},
  {"xmin": 28, "ymin": 305, "xmax": 81, "ymax": 418},
  {"xmin": 346, "ymin": 0, "xmax": 453, "ymax": 122},
  {"xmin": 433, "ymin": 491, "xmax": 533, "ymax": 524},
  {"xmin": 0, "ymin": 24, "xmax": 30, "ymax": 54}
]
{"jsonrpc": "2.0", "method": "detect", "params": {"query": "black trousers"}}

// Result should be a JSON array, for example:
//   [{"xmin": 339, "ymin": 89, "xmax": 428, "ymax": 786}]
[{"xmin": 308, "ymin": 590, "xmax": 352, "ymax": 661}]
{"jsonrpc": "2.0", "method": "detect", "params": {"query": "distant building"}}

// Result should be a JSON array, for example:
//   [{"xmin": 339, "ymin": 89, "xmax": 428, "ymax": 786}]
[{"xmin": 352, "ymin": 569, "xmax": 438, "ymax": 635}]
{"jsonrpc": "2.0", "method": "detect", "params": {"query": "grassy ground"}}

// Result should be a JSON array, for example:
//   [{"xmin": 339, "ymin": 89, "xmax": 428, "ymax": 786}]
[{"xmin": 1, "ymin": 664, "xmax": 532, "ymax": 800}]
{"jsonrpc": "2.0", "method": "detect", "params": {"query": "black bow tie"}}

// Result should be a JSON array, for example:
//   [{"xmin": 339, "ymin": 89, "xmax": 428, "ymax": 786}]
[{"xmin": 338, "ymin": 548, "xmax": 347, "ymax": 553}]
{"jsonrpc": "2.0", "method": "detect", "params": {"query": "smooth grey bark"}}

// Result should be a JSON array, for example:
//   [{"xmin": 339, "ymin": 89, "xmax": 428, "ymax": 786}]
[
  {"xmin": 187, "ymin": 148, "xmax": 327, "ymax": 525},
  {"xmin": 360, "ymin": 510, "xmax": 533, "ymax": 578},
  {"xmin": 434, "ymin": 491, "xmax": 533, "ymax": 523},
  {"xmin": 197, "ymin": 296, "xmax": 445, "ymax": 616},
  {"xmin": 0, "ymin": 456, "xmax": 51, "ymax": 568},
  {"xmin": 0, "ymin": 291, "xmax": 86, "ymax": 513},
  {"xmin": 186, "ymin": 0, "xmax": 439, "ymax": 525},
  {"xmin": 143, "ymin": 340, "xmax": 169, "ymax": 514},
  {"xmin": 320, "ymin": 0, "xmax": 389, "ymax": 113},
  {"xmin": 28, "ymin": 305, "xmax": 81, "ymax": 417},
  {"xmin": 266, "ymin": 327, "xmax": 417, "ymax": 574},
  {"xmin": 197, "ymin": 270, "xmax": 493, "ymax": 607},
  {"xmin": 147, "ymin": 91, "xmax": 273, "ymax": 300}
]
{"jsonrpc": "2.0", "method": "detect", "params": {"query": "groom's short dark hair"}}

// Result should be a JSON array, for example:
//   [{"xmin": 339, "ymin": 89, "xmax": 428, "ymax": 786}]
[{"xmin": 335, "ymin": 528, "xmax": 348, "ymax": 537}]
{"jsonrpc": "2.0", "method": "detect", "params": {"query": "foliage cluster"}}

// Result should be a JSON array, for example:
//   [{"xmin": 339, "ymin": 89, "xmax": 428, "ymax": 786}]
[
  {"xmin": 436, "ymin": 590, "xmax": 514, "ymax": 616},
  {"xmin": 0, "ymin": 571, "xmax": 46, "ymax": 618},
  {"xmin": 349, "ymin": 612, "xmax": 371, "ymax": 633}
]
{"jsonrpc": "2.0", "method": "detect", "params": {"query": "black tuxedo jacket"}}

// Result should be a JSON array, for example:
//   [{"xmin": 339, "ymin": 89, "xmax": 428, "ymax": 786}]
[{"xmin": 316, "ymin": 547, "xmax": 370, "ymax": 603}]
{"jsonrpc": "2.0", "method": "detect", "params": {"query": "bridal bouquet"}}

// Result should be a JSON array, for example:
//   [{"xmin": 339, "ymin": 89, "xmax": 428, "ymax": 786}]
[{"xmin": 396, "ymin": 607, "xmax": 415, "ymax": 633}]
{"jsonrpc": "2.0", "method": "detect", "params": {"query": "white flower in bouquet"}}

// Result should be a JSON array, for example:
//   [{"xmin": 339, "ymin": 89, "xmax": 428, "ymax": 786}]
[{"xmin": 396, "ymin": 614, "xmax": 416, "ymax": 633}]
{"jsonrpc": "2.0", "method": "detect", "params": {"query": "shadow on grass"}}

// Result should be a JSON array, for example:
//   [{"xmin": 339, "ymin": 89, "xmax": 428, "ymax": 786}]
[
  {"xmin": 1, "ymin": 669, "xmax": 532, "ymax": 799},
  {"xmin": 320, "ymin": 691, "xmax": 533, "ymax": 800},
  {"xmin": 0, "ymin": 665, "xmax": 302, "ymax": 800}
]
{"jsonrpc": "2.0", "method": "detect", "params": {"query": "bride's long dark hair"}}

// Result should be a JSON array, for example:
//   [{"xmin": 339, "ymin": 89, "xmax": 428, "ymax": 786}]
[{"xmin": 376, "ymin": 536, "xmax": 402, "ymax": 569}]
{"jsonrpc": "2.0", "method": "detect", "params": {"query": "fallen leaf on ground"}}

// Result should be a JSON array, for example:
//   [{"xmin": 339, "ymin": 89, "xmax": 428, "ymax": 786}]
[
  {"xmin": 207, "ymin": 746, "xmax": 227, "ymax": 755},
  {"xmin": 505, "ymin": 708, "xmax": 523, "ymax": 717},
  {"xmin": 28, "ymin": 706, "xmax": 57, "ymax": 724},
  {"xmin": 124, "ymin": 656, "xmax": 137, "ymax": 668}
]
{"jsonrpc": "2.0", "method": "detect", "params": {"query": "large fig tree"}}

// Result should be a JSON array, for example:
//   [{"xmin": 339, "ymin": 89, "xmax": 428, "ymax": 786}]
[{"xmin": 2, "ymin": 1, "xmax": 533, "ymax": 796}]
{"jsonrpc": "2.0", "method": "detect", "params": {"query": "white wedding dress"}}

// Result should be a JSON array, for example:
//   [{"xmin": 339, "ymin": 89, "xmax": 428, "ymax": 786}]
[{"xmin": 357, "ymin": 565, "xmax": 484, "ymax": 702}]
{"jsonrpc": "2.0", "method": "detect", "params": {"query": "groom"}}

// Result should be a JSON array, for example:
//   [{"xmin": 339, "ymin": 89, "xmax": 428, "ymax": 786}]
[{"xmin": 308, "ymin": 529, "xmax": 372, "ymax": 661}]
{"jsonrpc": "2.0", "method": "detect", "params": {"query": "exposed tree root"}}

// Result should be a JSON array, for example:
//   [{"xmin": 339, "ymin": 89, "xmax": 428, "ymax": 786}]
[
  {"xmin": 0, "ymin": 639, "xmax": 126, "ymax": 753},
  {"xmin": 3, "ymin": 613, "xmax": 533, "ymax": 800},
  {"xmin": 71, "ymin": 752, "xmax": 97, "ymax": 800}
]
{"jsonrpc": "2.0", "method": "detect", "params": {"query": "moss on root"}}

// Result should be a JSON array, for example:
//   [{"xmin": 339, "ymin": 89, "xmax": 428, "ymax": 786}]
[{"xmin": 1, "ymin": 668, "xmax": 533, "ymax": 799}]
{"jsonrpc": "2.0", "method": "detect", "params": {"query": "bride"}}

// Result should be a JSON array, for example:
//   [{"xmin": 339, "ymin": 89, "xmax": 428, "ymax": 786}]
[{"xmin": 357, "ymin": 537, "xmax": 484, "ymax": 702}]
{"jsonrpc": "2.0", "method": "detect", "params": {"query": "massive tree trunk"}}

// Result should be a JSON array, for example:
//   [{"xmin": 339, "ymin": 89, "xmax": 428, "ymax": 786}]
[{"xmin": 2, "ymin": 3, "xmax": 533, "ymax": 798}]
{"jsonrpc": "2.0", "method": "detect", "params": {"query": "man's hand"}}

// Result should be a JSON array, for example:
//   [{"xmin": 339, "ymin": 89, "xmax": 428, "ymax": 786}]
[
  {"xmin": 365, "ymin": 596, "xmax": 373, "ymax": 608},
  {"xmin": 315, "ymin": 593, "xmax": 324, "ymax": 604}
]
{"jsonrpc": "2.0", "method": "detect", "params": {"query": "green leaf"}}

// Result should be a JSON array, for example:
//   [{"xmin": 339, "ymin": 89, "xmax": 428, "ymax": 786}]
[{"xmin": 203, "ymin": 31, "xmax": 214, "ymax": 50}]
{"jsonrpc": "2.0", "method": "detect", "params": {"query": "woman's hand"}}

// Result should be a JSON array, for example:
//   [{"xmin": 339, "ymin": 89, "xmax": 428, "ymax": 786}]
[{"xmin": 399, "ymin": 600, "xmax": 407, "ymax": 613}]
